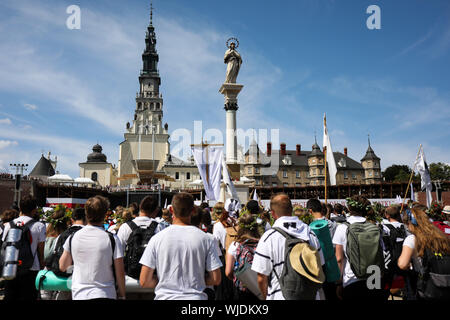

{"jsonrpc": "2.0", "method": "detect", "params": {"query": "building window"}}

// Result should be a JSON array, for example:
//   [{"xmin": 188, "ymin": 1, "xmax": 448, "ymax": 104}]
[
  {"xmin": 283, "ymin": 183, "xmax": 288, "ymax": 187},
  {"xmin": 295, "ymin": 183, "xmax": 301, "ymax": 187},
  {"xmin": 272, "ymin": 182, "xmax": 278, "ymax": 187},
  {"xmin": 91, "ymin": 172, "xmax": 98, "ymax": 181},
  {"xmin": 352, "ymin": 173, "xmax": 356, "ymax": 180},
  {"xmin": 369, "ymin": 172, "xmax": 373, "ymax": 177},
  {"xmin": 175, "ymin": 172, "xmax": 179, "ymax": 180},
  {"xmin": 247, "ymin": 167, "xmax": 252, "ymax": 174},
  {"xmin": 283, "ymin": 171, "xmax": 288, "ymax": 178},
  {"xmin": 255, "ymin": 167, "xmax": 259, "ymax": 174},
  {"xmin": 296, "ymin": 171, "xmax": 300, "ymax": 178},
  {"xmin": 344, "ymin": 172, "xmax": 348, "ymax": 179},
  {"xmin": 186, "ymin": 172, "xmax": 191, "ymax": 180}
]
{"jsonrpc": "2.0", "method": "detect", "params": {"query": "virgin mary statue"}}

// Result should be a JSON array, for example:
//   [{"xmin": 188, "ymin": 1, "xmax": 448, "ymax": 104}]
[{"xmin": 224, "ymin": 40, "xmax": 242, "ymax": 84}]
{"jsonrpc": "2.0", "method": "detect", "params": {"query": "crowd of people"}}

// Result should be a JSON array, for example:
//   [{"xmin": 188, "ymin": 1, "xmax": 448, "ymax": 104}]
[{"xmin": 0, "ymin": 192, "xmax": 449, "ymax": 301}]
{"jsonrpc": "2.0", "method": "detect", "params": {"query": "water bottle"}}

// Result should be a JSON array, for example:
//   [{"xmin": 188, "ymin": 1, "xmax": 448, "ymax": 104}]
[{"xmin": 2, "ymin": 228, "xmax": 22, "ymax": 280}]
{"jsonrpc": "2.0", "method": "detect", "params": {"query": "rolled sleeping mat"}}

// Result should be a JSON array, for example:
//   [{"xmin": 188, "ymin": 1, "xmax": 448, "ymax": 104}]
[
  {"xmin": 35, "ymin": 270, "xmax": 72, "ymax": 291},
  {"xmin": 309, "ymin": 219, "xmax": 341, "ymax": 283},
  {"xmin": 35, "ymin": 271, "xmax": 156, "ymax": 293}
]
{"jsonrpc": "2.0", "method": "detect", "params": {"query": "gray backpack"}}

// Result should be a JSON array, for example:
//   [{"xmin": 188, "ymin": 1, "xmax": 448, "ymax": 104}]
[
  {"xmin": 273, "ymin": 227, "xmax": 323, "ymax": 300},
  {"xmin": 345, "ymin": 221, "xmax": 385, "ymax": 278}
]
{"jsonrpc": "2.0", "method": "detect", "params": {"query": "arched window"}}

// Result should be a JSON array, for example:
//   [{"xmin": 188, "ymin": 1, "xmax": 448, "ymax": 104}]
[{"xmin": 91, "ymin": 172, "xmax": 98, "ymax": 181}]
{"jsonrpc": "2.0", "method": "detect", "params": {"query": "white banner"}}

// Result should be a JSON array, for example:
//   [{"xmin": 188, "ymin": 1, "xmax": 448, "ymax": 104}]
[
  {"xmin": 414, "ymin": 145, "xmax": 432, "ymax": 207},
  {"xmin": 222, "ymin": 157, "xmax": 239, "ymax": 201},
  {"xmin": 323, "ymin": 114, "xmax": 337, "ymax": 186},
  {"xmin": 258, "ymin": 198, "xmax": 410, "ymax": 210},
  {"xmin": 192, "ymin": 145, "xmax": 223, "ymax": 201}
]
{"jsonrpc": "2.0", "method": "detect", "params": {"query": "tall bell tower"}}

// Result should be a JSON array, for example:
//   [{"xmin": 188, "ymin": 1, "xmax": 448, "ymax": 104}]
[{"xmin": 118, "ymin": 3, "xmax": 170, "ymax": 186}]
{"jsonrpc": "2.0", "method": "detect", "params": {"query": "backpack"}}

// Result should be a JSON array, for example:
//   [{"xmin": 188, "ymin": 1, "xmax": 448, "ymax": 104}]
[
  {"xmin": 233, "ymin": 239, "xmax": 258, "ymax": 291},
  {"xmin": 45, "ymin": 225, "xmax": 83, "ymax": 278},
  {"xmin": 344, "ymin": 221, "xmax": 385, "ymax": 279},
  {"xmin": 124, "ymin": 220, "xmax": 158, "ymax": 279},
  {"xmin": 0, "ymin": 220, "xmax": 37, "ymax": 276},
  {"xmin": 273, "ymin": 227, "xmax": 323, "ymax": 300},
  {"xmin": 417, "ymin": 249, "xmax": 450, "ymax": 300},
  {"xmin": 382, "ymin": 224, "xmax": 407, "ymax": 282}
]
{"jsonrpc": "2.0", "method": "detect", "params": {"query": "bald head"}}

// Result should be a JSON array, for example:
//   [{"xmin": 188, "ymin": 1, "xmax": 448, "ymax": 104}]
[{"xmin": 270, "ymin": 193, "xmax": 293, "ymax": 217}]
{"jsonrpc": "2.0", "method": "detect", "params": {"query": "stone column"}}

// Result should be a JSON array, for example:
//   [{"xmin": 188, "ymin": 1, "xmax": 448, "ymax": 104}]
[{"xmin": 219, "ymin": 83, "xmax": 243, "ymax": 164}]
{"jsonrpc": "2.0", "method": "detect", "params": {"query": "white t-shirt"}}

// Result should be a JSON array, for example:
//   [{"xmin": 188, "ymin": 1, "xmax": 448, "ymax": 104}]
[
  {"xmin": 227, "ymin": 241, "xmax": 239, "ymax": 260},
  {"xmin": 116, "ymin": 216, "xmax": 162, "ymax": 247},
  {"xmin": 212, "ymin": 220, "xmax": 227, "ymax": 250},
  {"xmin": 139, "ymin": 224, "xmax": 223, "ymax": 300},
  {"xmin": 251, "ymin": 216, "xmax": 324, "ymax": 300},
  {"xmin": 63, "ymin": 225, "xmax": 123, "ymax": 300},
  {"xmin": 1, "ymin": 216, "xmax": 46, "ymax": 271},
  {"xmin": 332, "ymin": 216, "xmax": 367, "ymax": 287}
]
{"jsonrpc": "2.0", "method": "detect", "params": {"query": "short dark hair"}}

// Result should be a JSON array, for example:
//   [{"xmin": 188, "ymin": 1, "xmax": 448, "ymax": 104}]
[
  {"xmin": 385, "ymin": 205, "xmax": 401, "ymax": 221},
  {"xmin": 190, "ymin": 206, "xmax": 204, "ymax": 227},
  {"xmin": 19, "ymin": 195, "xmax": 37, "ymax": 215},
  {"xmin": 72, "ymin": 207, "xmax": 86, "ymax": 221},
  {"xmin": 246, "ymin": 200, "xmax": 261, "ymax": 215},
  {"xmin": 172, "ymin": 193, "xmax": 194, "ymax": 218},
  {"xmin": 334, "ymin": 203, "xmax": 343, "ymax": 215},
  {"xmin": 201, "ymin": 209, "xmax": 212, "ymax": 226},
  {"xmin": 139, "ymin": 196, "xmax": 159, "ymax": 216},
  {"xmin": 270, "ymin": 193, "xmax": 292, "ymax": 217},
  {"xmin": 200, "ymin": 202, "xmax": 209, "ymax": 209},
  {"xmin": 85, "ymin": 196, "xmax": 109, "ymax": 224},
  {"xmin": 306, "ymin": 198, "xmax": 322, "ymax": 213}
]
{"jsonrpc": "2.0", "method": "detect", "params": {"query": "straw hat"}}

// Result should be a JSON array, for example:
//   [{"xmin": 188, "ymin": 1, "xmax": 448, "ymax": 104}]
[
  {"xmin": 443, "ymin": 205, "xmax": 450, "ymax": 215},
  {"xmin": 289, "ymin": 243, "xmax": 325, "ymax": 284}
]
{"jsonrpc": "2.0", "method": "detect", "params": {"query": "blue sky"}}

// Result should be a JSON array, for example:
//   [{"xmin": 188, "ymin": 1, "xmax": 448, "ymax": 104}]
[{"xmin": 0, "ymin": 0, "xmax": 449, "ymax": 178}]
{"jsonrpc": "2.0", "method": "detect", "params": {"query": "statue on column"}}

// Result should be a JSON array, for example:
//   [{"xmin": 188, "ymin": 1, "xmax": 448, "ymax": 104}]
[{"xmin": 224, "ymin": 38, "xmax": 242, "ymax": 84}]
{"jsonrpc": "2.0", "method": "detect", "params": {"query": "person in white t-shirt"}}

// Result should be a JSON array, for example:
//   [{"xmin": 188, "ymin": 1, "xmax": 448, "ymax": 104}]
[
  {"xmin": 116, "ymin": 196, "xmax": 163, "ymax": 248},
  {"xmin": 2, "ymin": 196, "xmax": 46, "ymax": 301},
  {"xmin": 59, "ymin": 195, "xmax": 126, "ymax": 300},
  {"xmin": 139, "ymin": 192, "xmax": 222, "ymax": 300},
  {"xmin": 251, "ymin": 193, "xmax": 325, "ymax": 300},
  {"xmin": 332, "ymin": 195, "xmax": 389, "ymax": 301}
]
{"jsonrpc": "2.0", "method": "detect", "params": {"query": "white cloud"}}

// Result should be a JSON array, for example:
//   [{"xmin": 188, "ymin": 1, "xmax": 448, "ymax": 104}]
[
  {"xmin": 0, "ymin": 140, "xmax": 18, "ymax": 150},
  {"xmin": 23, "ymin": 103, "xmax": 38, "ymax": 111},
  {"xmin": 0, "ymin": 118, "xmax": 12, "ymax": 125}
]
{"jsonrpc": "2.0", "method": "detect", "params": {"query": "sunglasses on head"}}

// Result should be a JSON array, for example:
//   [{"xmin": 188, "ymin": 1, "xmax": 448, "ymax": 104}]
[{"xmin": 405, "ymin": 209, "xmax": 418, "ymax": 226}]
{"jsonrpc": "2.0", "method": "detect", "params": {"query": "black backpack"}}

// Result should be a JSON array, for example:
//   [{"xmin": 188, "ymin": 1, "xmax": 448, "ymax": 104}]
[
  {"xmin": 382, "ymin": 224, "xmax": 407, "ymax": 281},
  {"xmin": 272, "ymin": 227, "xmax": 323, "ymax": 300},
  {"xmin": 45, "ymin": 225, "xmax": 83, "ymax": 278},
  {"xmin": 0, "ymin": 220, "xmax": 37, "ymax": 276},
  {"xmin": 124, "ymin": 220, "xmax": 158, "ymax": 280},
  {"xmin": 417, "ymin": 249, "xmax": 450, "ymax": 300}
]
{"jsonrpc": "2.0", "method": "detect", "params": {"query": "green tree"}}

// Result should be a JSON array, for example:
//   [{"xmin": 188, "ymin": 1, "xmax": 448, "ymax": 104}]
[
  {"xmin": 382, "ymin": 165, "xmax": 412, "ymax": 182},
  {"xmin": 429, "ymin": 162, "xmax": 450, "ymax": 181}
]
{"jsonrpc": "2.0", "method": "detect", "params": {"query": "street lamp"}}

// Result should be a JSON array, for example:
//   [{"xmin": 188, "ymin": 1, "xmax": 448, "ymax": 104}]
[{"xmin": 9, "ymin": 163, "xmax": 28, "ymax": 207}]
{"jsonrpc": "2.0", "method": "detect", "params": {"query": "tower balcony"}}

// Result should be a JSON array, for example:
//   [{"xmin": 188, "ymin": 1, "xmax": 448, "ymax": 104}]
[{"xmin": 136, "ymin": 92, "xmax": 163, "ymax": 99}]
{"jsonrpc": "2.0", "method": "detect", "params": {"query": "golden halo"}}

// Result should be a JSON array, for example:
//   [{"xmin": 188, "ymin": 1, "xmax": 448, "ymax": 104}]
[{"xmin": 226, "ymin": 37, "xmax": 239, "ymax": 49}]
